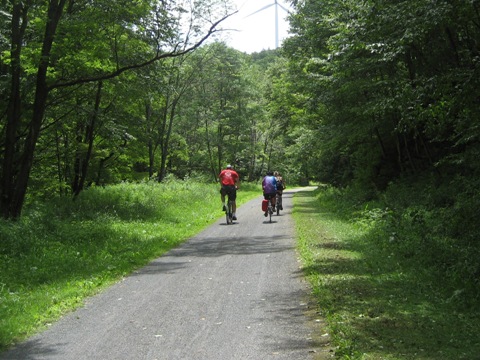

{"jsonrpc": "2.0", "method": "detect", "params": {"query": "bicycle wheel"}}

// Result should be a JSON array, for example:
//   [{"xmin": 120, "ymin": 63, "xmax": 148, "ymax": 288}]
[
  {"xmin": 276, "ymin": 193, "xmax": 283, "ymax": 215},
  {"xmin": 225, "ymin": 202, "xmax": 231, "ymax": 224},
  {"xmin": 229, "ymin": 201, "xmax": 234, "ymax": 223},
  {"xmin": 268, "ymin": 200, "xmax": 273, "ymax": 223},
  {"xmin": 226, "ymin": 200, "xmax": 234, "ymax": 224}
]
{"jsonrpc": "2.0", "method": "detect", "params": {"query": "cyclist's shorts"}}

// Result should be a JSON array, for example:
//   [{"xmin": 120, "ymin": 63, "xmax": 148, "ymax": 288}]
[
  {"xmin": 263, "ymin": 192, "xmax": 276, "ymax": 200},
  {"xmin": 220, "ymin": 185, "xmax": 237, "ymax": 201}
]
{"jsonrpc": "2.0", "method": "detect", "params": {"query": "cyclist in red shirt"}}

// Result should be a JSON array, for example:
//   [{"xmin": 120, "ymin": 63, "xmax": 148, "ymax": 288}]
[{"xmin": 219, "ymin": 164, "xmax": 240, "ymax": 220}]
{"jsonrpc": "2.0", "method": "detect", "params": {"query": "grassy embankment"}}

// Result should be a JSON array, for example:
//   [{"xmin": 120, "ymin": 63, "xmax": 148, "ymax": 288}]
[
  {"xmin": 0, "ymin": 181, "xmax": 261, "ymax": 351},
  {"xmin": 293, "ymin": 184, "xmax": 480, "ymax": 360},
  {"xmin": 2, "ymin": 179, "xmax": 479, "ymax": 359}
]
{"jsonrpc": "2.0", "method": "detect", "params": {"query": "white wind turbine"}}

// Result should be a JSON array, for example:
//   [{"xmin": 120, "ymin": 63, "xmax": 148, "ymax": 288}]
[{"xmin": 246, "ymin": 0, "xmax": 290, "ymax": 49}]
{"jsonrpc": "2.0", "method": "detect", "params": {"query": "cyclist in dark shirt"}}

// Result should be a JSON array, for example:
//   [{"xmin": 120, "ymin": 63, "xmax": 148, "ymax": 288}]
[{"xmin": 274, "ymin": 171, "xmax": 285, "ymax": 210}]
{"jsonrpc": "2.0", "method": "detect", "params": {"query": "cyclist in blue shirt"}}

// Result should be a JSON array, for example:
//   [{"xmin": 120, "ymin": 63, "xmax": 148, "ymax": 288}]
[{"xmin": 262, "ymin": 171, "xmax": 277, "ymax": 216}]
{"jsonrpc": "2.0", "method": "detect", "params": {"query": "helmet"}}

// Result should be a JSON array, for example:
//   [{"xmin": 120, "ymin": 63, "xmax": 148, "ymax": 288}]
[{"xmin": 226, "ymin": 164, "xmax": 232, "ymax": 169}]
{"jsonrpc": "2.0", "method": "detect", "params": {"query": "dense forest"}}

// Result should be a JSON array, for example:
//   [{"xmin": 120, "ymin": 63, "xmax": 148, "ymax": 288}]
[
  {"xmin": 1, "ymin": 0, "xmax": 479, "ymax": 298},
  {"xmin": 285, "ymin": 0, "xmax": 480, "ymax": 190}
]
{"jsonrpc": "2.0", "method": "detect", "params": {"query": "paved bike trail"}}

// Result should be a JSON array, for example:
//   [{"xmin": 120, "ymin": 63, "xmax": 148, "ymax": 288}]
[{"xmin": 1, "ymin": 188, "xmax": 323, "ymax": 360}]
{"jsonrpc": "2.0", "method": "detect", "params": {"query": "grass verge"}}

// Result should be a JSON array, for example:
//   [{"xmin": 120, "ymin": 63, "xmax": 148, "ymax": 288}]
[
  {"xmin": 0, "ymin": 180, "xmax": 261, "ymax": 351},
  {"xmin": 293, "ymin": 187, "xmax": 480, "ymax": 360}
]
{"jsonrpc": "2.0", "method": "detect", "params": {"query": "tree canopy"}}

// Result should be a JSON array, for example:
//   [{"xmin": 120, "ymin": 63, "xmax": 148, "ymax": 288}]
[
  {"xmin": 1, "ymin": 0, "xmax": 480, "ymax": 220},
  {"xmin": 283, "ymin": 0, "xmax": 480, "ymax": 190},
  {"xmin": 0, "ymin": 0, "xmax": 234, "ymax": 218}
]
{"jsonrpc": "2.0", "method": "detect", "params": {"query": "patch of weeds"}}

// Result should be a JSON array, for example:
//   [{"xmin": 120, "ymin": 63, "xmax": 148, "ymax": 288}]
[{"xmin": 293, "ymin": 186, "xmax": 480, "ymax": 359}]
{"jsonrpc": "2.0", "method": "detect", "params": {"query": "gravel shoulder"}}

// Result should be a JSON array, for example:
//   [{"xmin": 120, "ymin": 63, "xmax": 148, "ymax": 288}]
[{"xmin": 1, "ymin": 188, "xmax": 326, "ymax": 360}]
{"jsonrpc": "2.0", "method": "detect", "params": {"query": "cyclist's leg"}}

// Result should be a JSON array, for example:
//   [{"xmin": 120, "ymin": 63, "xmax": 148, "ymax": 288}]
[
  {"xmin": 277, "ymin": 190, "xmax": 282, "ymax": 209},
  {"xmin": 263, "ymin": 193, "xmax": 269, "ymax": 216},
  {"xmin": 227, "ymin": 186, "xmax": 237, "ymax": 219},
  {"xmin": 267, "ymin": 194, "xmax": 274, "ymax": 221},
  {"xmin": 268, "ymin": 193, "xmax": 275, "ymax": 210},
  {"xmin": 230, "ymin": 187, "xmax": 237, "ymax": 213},
  {"xmin": 270, "ymin": 192, "xmax": 276, "ymax": 208},
  {"xmin": 220, "ymin": 187, "xmax": 227, "ymax": 210}
]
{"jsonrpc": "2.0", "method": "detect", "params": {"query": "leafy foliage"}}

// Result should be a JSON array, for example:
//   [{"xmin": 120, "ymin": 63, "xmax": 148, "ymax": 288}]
[
  {"xmin": 284, "ymin": 0, "xmax": 480, "ymax": 188},
  {"xmin": 0, "ymin": 0, "xmax": 236, "ymax": 218}
]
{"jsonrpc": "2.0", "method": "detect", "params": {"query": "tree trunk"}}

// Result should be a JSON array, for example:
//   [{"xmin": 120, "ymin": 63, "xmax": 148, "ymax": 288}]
[
  {"xmin": 204, "ymin": 113, "xmax": 217, "ymax": 181},
  {"xmin": 157, "ymin": 92, "xmax": 170, "ymax": 182},
  {"xmin": 374, "ymin": 126, "xmax": 387, "ymax": 159},
  {"xmin": 158, "ymin": 98, "xmax": 178, "ymax": 181},
  {"xmin": 1, "ymin": 3, "xmax": 24, "ymax": 219},
  {"xmin": 145, "ymin": 102, "xmax": 155, "ymax": 178},
  {"xmin": 1, "ymin": 0, "xmax": 67, "ymax": 219},
  {"xmin": 72, "ymin": 81, "xmax": 103, "ymax": 197},
  {"xmin": 95, "ymin": 152, "xmax": 114, "ymax": 186},
  {"xmin": 55, "ymin": 127, "xmax": 66, "ymax": 196}
]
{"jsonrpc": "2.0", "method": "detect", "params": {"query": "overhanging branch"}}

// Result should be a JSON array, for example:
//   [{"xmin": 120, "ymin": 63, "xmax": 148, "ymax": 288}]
[{"xmin": 49, "ymin": 11, "xmax": 237, "ymax": 91}]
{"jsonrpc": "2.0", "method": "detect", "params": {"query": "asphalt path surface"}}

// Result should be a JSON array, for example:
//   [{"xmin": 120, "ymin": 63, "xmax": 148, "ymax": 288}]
[{"xmin": 1, "ymin": 188, "xmax": 322, "ymax": 360}]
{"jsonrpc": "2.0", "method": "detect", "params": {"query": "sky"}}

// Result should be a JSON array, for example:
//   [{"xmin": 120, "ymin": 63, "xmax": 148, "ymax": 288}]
[{"xmin": 218, "ymin": 0, "xmax": 293, "ymax": 53}]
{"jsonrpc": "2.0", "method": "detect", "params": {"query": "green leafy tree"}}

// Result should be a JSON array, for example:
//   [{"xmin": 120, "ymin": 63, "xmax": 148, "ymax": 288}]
[
  {"xmin": 284, "ymin": 0, "xmax": 480, "ymax": 189},
  {"xmin": 0, "ymin": 0, "xmax": 233, "ymax": 219},
  {"xmin": 176, "ymin": 43, "xmax": 256, "ymax": 180}
]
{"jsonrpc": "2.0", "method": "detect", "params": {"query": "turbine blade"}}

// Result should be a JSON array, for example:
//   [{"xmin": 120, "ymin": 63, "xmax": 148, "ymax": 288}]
[
  {"xmin": 245, "ymin": 3, "xmax": 275, "ymax": 18},
  {"xmin": 277, "ymin": 3, "xmax": 290, "ymax": 14}
]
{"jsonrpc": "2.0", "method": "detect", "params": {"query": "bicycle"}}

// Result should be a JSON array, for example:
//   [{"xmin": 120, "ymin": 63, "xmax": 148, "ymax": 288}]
[
  {"xmin": 275, "ymin": 191, "xmax": 283, "ymax": 216},
  {"xmin": 225, "ymin": 196, "xmax": 234, "ymax": 224},
  {"xmin": 266, "ymin": 197, "xmax": 274, "ymax": 223}
]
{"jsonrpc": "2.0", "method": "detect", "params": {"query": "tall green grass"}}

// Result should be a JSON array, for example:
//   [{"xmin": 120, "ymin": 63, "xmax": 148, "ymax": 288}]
[
  {"xmin": 293, "ymin": 185, "xmax": 480, "ymax": 359},
  {"xmin": 0, "ymin": 180, "xmax": 261, "ymax": 351}
]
